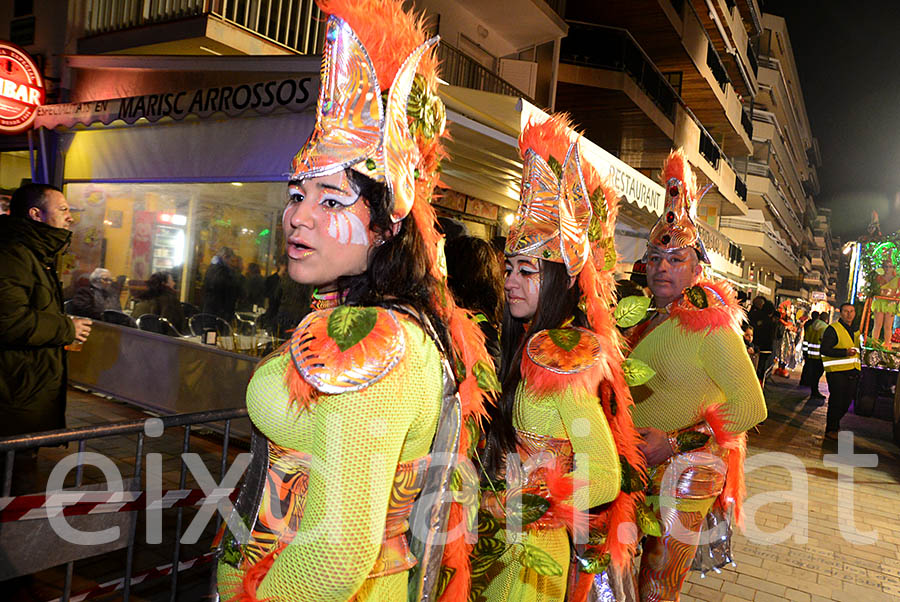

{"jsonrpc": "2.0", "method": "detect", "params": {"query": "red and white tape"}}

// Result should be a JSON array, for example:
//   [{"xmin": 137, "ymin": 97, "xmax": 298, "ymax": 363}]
[
  {"xmin": 0, "ymin": 488, "xmax": 237, "ymax": 522},
  {"xmin": 47, "ymin": 551, "xmax": 216, "ymax": 602}
]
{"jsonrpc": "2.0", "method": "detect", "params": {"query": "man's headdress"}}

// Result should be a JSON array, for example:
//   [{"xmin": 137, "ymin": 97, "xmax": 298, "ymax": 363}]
[{"xmin": 646, "ymin": 149, "xmax": 710, "ymax": 263}]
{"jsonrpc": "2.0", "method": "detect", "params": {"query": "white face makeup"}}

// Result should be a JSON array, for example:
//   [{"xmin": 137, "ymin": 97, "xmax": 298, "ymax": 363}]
[
  {"xmin": 504, "ymin": 254, "xmax": 541, "ymax": 320},
  {"xmin": 282, "ymin": 171, "xmax": 376, "ymax": 291}
]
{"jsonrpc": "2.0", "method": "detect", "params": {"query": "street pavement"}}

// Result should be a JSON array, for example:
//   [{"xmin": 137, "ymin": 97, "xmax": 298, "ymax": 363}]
[
  {"xmin": 682, "ymin": 371, "xmax": 900, "ymax": 602},
  {"xmin": 5, "ymin": 369, "xmax": 900, "ymax": 601}
]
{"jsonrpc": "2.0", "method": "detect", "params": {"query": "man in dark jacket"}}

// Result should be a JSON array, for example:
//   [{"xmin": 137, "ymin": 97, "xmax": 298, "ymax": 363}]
[
  {"xmin": 0, "ymin": 184, "xmax": 92, "ymax": 437},
  {"xmin": 202, "ymin": 247, "xmax": 241, "ymax": 321},
  {"xmin": 69, "ymin": 267, "xmax": 122, "ymax": 319}
]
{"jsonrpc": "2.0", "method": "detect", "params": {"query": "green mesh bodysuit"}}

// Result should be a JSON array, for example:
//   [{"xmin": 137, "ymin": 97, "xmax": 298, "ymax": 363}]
[
  {"xmin": 474, "ymin": 327, "xmax": 621, "ymax": 602},
  {"xmin": 217, "ymin": 308, "xmax": 443, "ymax": 601}
]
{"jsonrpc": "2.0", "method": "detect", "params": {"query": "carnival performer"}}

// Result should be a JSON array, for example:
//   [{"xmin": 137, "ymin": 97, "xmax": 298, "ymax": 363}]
[
  {"xmin": 215, "ymin": 0, "xmax": 496, "ymax": 600},
  {"xmin": 627, "ymin": 150, "xmax": 767, "ymax": 601},
  {"xmin": 472, "ymin": 115, "xmax": 646, "ymax": 602},
  {"xmin": 871, "ymin": 259, "xmax": 899, "ymax": 350}
]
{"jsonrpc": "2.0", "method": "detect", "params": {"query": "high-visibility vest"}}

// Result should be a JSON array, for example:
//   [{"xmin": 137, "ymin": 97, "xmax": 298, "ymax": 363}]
[
  {"xmin": 822, "ymin": 321, "xmax": 861, "ymax": 372},
  {"xmin": 807, "ymin": 319, "xmax": 827, "ymax": 359}
]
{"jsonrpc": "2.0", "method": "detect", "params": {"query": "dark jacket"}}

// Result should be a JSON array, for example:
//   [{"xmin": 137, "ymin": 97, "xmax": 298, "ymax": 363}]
[
  {"xmin": 69, "ymin": 283, "xmax": 121, "ymax": 320},
  {"xmin": 202, "ymin": 260, "xmax": 241, "ymax": 321},
  {"xmin": 133, "ymin": 289, "xmax": 185, "ymax": 333},
  {"xmin": 0, "ymin": 216, "xmax": 76, "ymax": 436}
]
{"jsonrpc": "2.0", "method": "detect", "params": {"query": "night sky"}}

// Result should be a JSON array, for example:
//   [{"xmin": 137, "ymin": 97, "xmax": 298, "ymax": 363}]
[{"xmin": 763, "ymin": 1, "xmax": 900, "ymax": 240}]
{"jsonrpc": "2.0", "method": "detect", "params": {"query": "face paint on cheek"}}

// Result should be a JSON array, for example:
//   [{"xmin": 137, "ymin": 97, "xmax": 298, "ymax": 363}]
[
  {"xmin": 326, "ymin": 211, "xmax": 370, "ymax": 246},
  {"xmin": 525, "ymin": 274, "xmax": 540, "ymax": 298}
]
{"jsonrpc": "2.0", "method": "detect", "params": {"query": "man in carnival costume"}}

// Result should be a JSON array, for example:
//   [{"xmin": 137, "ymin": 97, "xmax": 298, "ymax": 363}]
[
  {"xmin": 626, "ymin": 150, "xmax": 767, "ymax": 601},
  {"xmin": 214, "ymin": 0, "xmax": 496, "ymax": 600},
  {"xmin": 470, "ymin": 114, "xmax": 648, "ymax": 602}
]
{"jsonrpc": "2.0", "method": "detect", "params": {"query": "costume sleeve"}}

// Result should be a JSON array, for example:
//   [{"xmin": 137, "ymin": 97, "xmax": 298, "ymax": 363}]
[
  {"xmin": 556, "ymin": 385, "xmax": 621, "ymax": 509},
  {"xmin": 819, "ymin": 325, "xmax": 846, "ymax": 357},
  {"xmin": 255, "ymin": 369, "xmax": 428, "ymax": 600},
  {"xmin": 0, "ymin": 250, "xmax": 75, "ymax": 347},
  {"xmin": 698, "ymin": 327, "xmax": 767, "ymax": 433}
]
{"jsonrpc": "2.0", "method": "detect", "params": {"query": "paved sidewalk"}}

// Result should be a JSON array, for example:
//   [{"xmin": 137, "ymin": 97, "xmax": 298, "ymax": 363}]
[{"xmin": 682, "ymin": 371, "xmax": 900, "ymax": 602}]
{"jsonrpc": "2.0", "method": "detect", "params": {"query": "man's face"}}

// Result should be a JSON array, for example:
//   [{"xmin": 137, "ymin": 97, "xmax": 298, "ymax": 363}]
[
  {"xmin": 743, "ymin": 328, "xmax": 754, "ymax": 344},
  {"xmin": 645, "ymin": 245, "xmax": 701, "ymax": 303},
  {"xmin": 29, "ymin": 190, "xmax": 74, "ymax": 229},
  {"xmin": 840, "ymin": 305, "xmax": 856, "ymax": 324}
]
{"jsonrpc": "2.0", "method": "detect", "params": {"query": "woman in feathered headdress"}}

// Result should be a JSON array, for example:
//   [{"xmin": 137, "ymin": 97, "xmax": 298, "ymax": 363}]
[
  {"xmin": 214, "ymin": 0, "xmax": 495, "ymax": 600},
  {"xmin": 471, "ymin": 114, "xmax": 647, "ymax": 601}
]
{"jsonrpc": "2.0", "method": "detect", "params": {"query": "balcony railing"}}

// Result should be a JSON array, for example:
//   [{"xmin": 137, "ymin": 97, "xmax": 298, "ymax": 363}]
[
  {"xmin": 437, "ymin": 42, "xmax": 531, "ymax": 102},
  {"xmin": 83, "ymin": 0, "xmax": 326, "ymax": 54},
  {"xmin": 720, "ymin": 215, "xmax": 800, "ymax": 265},
  {"xmin": 735, "ymin": 174, "xmax": 747, "ymax": 203},
  {"xmin": 561, "ymin": 22, "xmax": 677, "ymax": 121},
  {"xmin": 698, "ymin": 220, "xmax": 742, "ymax": 266},
  {"xmin": 698, "ymin": 129, "xmax": 721, "ymax": 170},
  {"xmin": 706, "ymin": 41, "xmax": 730, "ymax": 91},
  {"xmin": 746, "ymin": 38, "xmax": 758, "ymax": 76},
  {"xmin": 740, "ymin": 108, "xmax": 754, "ymax": 139}
]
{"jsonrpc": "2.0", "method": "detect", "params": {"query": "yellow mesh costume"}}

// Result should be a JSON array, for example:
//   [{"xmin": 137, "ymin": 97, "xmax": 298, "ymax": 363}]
[
  {"xmin": 217, "ymin": 308, "xmax": 444, "ymax": 600},
  {"xmin": 473, "ymin": 330, "xmax": 621, "ymax": 602}
]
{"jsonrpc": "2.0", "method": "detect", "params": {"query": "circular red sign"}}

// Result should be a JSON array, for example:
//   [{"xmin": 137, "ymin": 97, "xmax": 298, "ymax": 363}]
[{"xmin": 0, "ymin": 41, "xmax": 44, "ymax": 134}]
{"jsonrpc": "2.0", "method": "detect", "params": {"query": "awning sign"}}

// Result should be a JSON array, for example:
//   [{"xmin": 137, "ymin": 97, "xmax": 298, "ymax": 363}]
[
  {"xmin": 0, "ymin": 40, "xmax": 44, "ymax": 134},
  {"xmin": 35, "ymin": 76, "xmax": 317, "ymax": 130}
]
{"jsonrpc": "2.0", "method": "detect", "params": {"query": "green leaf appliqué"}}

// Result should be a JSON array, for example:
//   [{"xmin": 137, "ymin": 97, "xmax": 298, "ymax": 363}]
[
  {"xmin": 473, "ymin": 360, "xmax": 501, "ymax": 393},
  {"xmin": 623, "ymin": 357, "xmax": 656, "ymax": 387},
  {"xmin": 685, "ymin": 285, "xmax": 709, "ymax": 309},
  {"xmin": 614, "ymin": 295, "xmax": 652, "ymax": 328},
  {"xmin": 548, "ymin": 328, "xmax": 581, "ymax": 352},
  {"xmin": 326, "ymin": 306, "xmax": 378, "ymax": 352},
  {"xmin": 521, "ymin": 543, "xmax": 564, "ymax": 576}
]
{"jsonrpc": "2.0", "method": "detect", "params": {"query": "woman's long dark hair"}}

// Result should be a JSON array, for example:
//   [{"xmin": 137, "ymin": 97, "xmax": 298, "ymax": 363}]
[
  {"xmin": 482, "ymin": 259, "xmax": 585, "ymax": 479},
  {"xmin": 444, "ymin": 235, "xmax": 504, "ymax": 326},
  {"xmin": 332, "ymin": 169, "xmax": 453, "ymax": 352},
  {"xmin": 138, "ymin": 272, "xmax": 171, "ymax": 301}
]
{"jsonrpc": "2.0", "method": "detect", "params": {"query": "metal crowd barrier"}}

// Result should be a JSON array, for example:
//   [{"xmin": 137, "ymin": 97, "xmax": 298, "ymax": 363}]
[{"xmin": 0, "ymin": 408, "xmax": 250, "ymax": 601}]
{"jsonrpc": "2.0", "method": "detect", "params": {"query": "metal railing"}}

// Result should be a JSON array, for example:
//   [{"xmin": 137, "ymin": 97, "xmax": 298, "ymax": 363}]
[
  {"xmin": 741, "ymin": 107, "xmax": 754, "ymax": 139},
  {"xmin": 698, "ymin": 220, "xmax": 742, "ymax": 267},
  {"xmin": 746, "ymin": 38, "xmax": 759, "ymax": 75},
  {"xmin": 561, "ymin": 22, "xmax": 678, "ymax": 122},
  {"xmin": 698, "ymin": 128, "xmax": 721, "ymax": 170},
  {"xmin": 720, "ymin": 215, "xmax": 800, "ymax": 265},
  {"xmin": 706, "ymin": 40, "xmax": 731, "ymax": 90},
  {"xmin": 735, "ymin": 173, "xmax": 748, "ymax": 203},
  {"xmin": 0, "ymin": 407, "xmax": 249, "ymax": 601},
  {"xmin": 437, "ymin": 42, "xmax": 532, "ymax": 102},
  {"xmin": 83, "ymin": 0, "xmax": 326, "ymax": 55}
]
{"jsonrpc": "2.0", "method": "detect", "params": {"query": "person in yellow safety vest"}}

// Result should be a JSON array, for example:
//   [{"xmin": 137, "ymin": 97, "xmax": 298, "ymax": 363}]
[
  {"xmin": 799, "ymin": 311, "xmax": 820, "ymax": 390},
  {"xmin": 820, "ymin": 303, "xmax": 861, "ymax": 440},
  {"xmin": 807, "ymin": 313, "xmax": 828, "ymax": 399}
]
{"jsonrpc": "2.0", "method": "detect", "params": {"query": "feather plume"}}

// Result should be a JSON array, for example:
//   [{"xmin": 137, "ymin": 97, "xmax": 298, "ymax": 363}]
[
  {"xmin": 316, "ymin": 0, "xmax": 438, "ymax": 89},
  {"xmin": 228, "ymin": 548, "xmax": 281, "ymax": 602},
  {"xmin": 662, "ymin": 148, "xmax": 698, "ymax": 210}
]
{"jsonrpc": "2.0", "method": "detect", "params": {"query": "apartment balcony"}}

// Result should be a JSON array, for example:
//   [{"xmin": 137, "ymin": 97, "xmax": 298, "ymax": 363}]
[
  {"xmin": 697, "ymin": 219, "xmax": 744, "ymax": 276},
  {"xmin": 750, "ymin": 112, "xmax": 808, "ymax": 218},
  {"xmin": 557, "ymin": 21, "xmax": 747, "ymax": 216},
  {"xmin": 720, "ymin": 211, "xmax": 800, "ymax": 275},
  {"xmin": 803, "ymin": 270, "xmax": 824, "ymax": 288},
  {"xmin": 565, "ymin": 1, "xmax": 752, "ymax": 157},
  {"xmin": 688, "ymin": 0, "xmax": 759, "ymax": 98},
  {"xmin": 810, "ymin": 249, "xmax": 825, "ymax": 269},
  {"xmin": 448, "ymin": 0, "xmax": 567, "ymax": 49},
  {"xmin": 78, "ymin": 0, "xmax": 325, "ymax": 55},
  {"xmin": 438, "ymin": 43, "xmax": 533, "ymax": 102},
  {"xmin": 744, "ymin": 161, "xmax": 802, "ymax": 247}
]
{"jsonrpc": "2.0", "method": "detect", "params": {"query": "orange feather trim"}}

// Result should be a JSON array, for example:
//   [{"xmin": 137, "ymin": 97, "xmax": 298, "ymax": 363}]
[
  {"xmin": 518, "ymin": 113, "xmax": 578, "ymax": 166},
  {"xmin": 227, "ymin": 547, "xmax": 281, "ymax": 602},
  {"xmin": 316, "ymin": 0, "xmax": 438, "ymax": 90},
  {"xmin": 662, "ymin": 148, "xmax": 698, "ymax": 202},
  {"xmin": 541, "ymin": 460, "xmax": 589, "ymax": 542},
  {"xmin": 436, "ymin": 501, "xmax": 473, "ymax": 602},
  {"xmin": 283, "ymin": 346, "xmax": 317, "ymax": 414},
  {"xmin": 700, "ymin": 404, "xmax": 748, "ymax": 529},
  {"xmin": 670, "ymin": 278, "xmax": 745, "ymax": 335}
]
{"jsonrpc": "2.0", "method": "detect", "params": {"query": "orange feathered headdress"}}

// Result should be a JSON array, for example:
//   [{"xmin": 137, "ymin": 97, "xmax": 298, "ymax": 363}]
[
  {"xmin": 646, "ymin": 149, "xmax": 710, "ymax": 263},
  {"xmin": 291, "ymin": 0, "xmax": 446, "ymax": 223}
]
